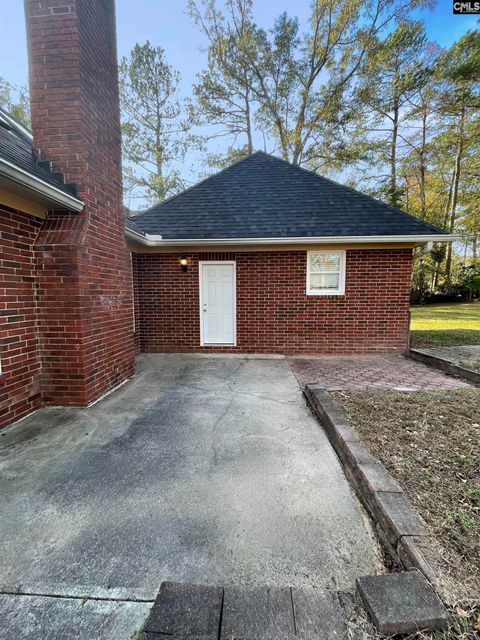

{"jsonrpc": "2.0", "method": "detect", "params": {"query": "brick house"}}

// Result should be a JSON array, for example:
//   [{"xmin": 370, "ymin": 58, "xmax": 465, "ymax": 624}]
[
  {"xmin": 0, "ymin": 0, "xmax": 452, "ymax": 430},
  {"xmin": 126, "ymin": 152, "xmax": 451, "ymax": 354},
  {"xmin": 0, "ymin": 0, "xmax": 134, "ymax": 429}
]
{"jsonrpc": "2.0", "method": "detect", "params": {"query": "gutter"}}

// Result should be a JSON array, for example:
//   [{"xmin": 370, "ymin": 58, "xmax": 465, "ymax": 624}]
[
  {"xmin": 125, "ymin": 228, "xmax": 458, "ymax": 247},
  {"xmin": 0, "ymin": 157, "xmax": 84, "ymax": 212},
  {"xmin": 125, "ymin": 227, "xmax": 164, "ymax": 245}
]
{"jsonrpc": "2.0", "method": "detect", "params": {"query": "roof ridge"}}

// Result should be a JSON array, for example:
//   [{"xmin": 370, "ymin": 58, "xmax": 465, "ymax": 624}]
[{"xmin": 135, "ymin": 151, "xmax": 264, "ymax": 220}]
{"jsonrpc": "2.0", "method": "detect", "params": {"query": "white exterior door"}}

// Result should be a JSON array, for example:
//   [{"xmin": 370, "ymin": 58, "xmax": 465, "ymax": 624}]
[{"xmin": 200, "ymin": 262, "xmax": 236, "ymax": 345}]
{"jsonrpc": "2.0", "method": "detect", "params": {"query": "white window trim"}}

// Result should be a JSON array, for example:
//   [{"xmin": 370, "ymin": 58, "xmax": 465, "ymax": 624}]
[{"xmin": 306, "ymin": 250, "xmax": 346, "ymax": 296}]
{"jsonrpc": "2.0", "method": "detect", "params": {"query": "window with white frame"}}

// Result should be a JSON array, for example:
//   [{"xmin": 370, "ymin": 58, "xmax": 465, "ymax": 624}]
[{"xmin": 306, "ymin": 250, "xmax": 346, "ymax": 295}]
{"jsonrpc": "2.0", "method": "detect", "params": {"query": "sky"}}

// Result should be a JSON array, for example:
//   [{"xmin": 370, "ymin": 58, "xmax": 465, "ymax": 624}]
[
  {"xmin": 0, "ymin": 0, "xmax": 478, "ymax": 204},
  {"xmin": 1, "ymin": 0, "xmax": 477, "ymax": 93}
]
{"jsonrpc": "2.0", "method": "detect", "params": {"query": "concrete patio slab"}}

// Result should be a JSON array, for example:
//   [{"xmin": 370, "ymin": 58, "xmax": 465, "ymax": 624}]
[
  {"xmin": 0, "ymin": 354, "xmax": 383, "ymax": 616},
  {"xmin": 288, "ymin": 353, "xmax": 470, "ymax": 391},
  {"xmin": 0, "ymin": 594, "xmax": 151, "ymax": 640}
]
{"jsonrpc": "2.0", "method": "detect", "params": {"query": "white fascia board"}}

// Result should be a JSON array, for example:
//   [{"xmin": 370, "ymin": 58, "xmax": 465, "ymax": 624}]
[
  {"xmin": 124, "ymin": 231, "xmax": 458, "ymax": 247},
  {"xmin": 0, "ymin": 157, "xmax": 84, "ymax": 212},
  {"xmin": 125, "ymin": 227, "xmax": 163, "ymax": 244}
]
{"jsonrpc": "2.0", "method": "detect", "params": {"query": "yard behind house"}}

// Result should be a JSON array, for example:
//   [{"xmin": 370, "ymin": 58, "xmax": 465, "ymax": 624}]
[
  {"xmin": 333, "ymin": 388, "xmax": 480, "ymax": 636},
  {"xmin": 410, "ymin": 302, "xmax": 480, "ymax": 348}
]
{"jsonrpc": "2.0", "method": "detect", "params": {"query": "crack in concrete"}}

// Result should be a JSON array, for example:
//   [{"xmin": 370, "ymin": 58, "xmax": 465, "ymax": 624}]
[
  {"xmin": 0, "ymin": 588, "xmax": 155, "ymax": 604},
  {"xmin": 176, "ymin": 382, "xmax": 298, "ymax": 408},
  {"xmin": 210, "ymin": 396, "xmax": 235, "ymax": 469},
  {"xmin": 224, "ymin": 388, "xmax": 298, "ymax": 406}
]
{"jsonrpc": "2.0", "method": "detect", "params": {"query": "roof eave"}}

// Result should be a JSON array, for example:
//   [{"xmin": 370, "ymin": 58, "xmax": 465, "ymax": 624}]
[
  {"xmin": 124, "ymin": 232, "xmax": 458, "ymax": 247},
  {"xmin": 0, "ymin": 157, "xmax": 84, "ymax": 212},
  {"xmin": 125, "ymin": 226, "xmax": 163, "ymax": 245}
]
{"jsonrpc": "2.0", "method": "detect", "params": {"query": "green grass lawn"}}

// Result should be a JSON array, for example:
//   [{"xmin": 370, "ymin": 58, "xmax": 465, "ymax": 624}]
[{"xmin": 410, "ymin": 302, "xmax": 480, "ymax": 348}]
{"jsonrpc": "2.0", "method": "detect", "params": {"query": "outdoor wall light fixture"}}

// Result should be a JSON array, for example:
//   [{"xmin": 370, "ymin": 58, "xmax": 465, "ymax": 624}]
[{"xmin": 180, "ymin": 256, "xmax": 188, "ymax": 272}]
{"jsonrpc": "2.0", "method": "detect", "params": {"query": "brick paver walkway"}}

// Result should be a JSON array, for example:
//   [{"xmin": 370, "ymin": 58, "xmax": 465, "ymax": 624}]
[
  {"xmin": 414, "ymin": 344, "xmax": 480, "ymax": 366},
  {"xmin": 288, "ymin": 354, "xmax": 470, "ymax": 391}
]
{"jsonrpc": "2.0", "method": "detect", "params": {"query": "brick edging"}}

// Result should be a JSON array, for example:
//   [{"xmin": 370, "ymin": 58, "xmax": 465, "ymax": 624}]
[
  {"xmin": 407, "ymin": 349, "xmax": 480, "ymax": 385},
  {"xmin": 304, "ymin": 384, "xmax": 440, "ymax": 589}
]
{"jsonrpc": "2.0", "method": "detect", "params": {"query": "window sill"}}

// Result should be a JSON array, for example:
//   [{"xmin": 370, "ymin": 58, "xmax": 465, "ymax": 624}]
[{"xmin": 306, "ymin": 291, "xmax": 345, "ymax": 296}]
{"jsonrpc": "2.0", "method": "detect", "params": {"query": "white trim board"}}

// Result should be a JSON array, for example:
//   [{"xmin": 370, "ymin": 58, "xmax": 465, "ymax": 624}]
[
  {"xmin": 0, "ymin": 157, "xmax": 84, "ymax": 212},
  {"xmin": 125, "ymin": 228, "xmax": 458, "ymax": 247}
]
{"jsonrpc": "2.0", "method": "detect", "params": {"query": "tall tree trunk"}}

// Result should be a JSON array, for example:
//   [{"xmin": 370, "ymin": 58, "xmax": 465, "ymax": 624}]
[
  {"xmin": 432, "ymin": 265, "xmax": 439, "ymax": 291},
  {"xmin": 155, "ymin": 102, "xmax": 165, "ymax": 201},
  {"xmin": 419, "ymin": 100, "xmax": 427, "ymax": 219},
  {"xmin": 244, "ymin": 82, "xmax": 253, "ymax": 155},
  {"xmin": 442, "ymin": 181, "xmax": 453, "ymax": 230},
  {"xmin": 389, "ymin": 96, "xmax": 399, "ymax": 207},
  {"xmin": 445, "ymin": 105, "xmax": 465, "ymax": 282},
  {"xmin": 155, "ymin": 141, "xmax": 164, "ymax": 201},
  {"xmin": 292, "ymin": 103, "xmax": 306, "ymax": 166}
]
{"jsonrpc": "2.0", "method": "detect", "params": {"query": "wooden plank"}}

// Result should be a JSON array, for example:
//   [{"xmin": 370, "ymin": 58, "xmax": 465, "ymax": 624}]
[
  {"xmin": 143, "ymin": 581, "xmax": 223, "ymax": 638},
  {"xmin": 221, "ymin": 586, "xmax": 295, "ymax": 639},
  {"xmin": 292, "ymin": 588, "xmax": 346, "ymax": 639}
]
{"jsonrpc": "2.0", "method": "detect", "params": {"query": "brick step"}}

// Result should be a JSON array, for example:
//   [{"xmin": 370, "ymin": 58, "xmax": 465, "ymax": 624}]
[{"xmin": 141, "ymin": 581, "xmax": 349, "ymax": 639}]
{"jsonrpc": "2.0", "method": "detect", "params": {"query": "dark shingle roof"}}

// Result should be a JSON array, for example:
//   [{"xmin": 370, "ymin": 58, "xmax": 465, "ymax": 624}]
[
  {"xmin": 124, "ymin": 212, "xmax": 145, "ymax": 235},
  {"xmin": 0, "ymin": 107, "xmax": 77, "ymax": 197},
  {"xmin": 133, "ymin": 152, "xmax": 446, "ymax": 240}
]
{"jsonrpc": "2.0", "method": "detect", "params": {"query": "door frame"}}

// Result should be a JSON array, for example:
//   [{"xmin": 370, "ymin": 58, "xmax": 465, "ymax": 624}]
[{"xmin": 199, "ymin": 260, "xmax": 237, "ymax": 347}]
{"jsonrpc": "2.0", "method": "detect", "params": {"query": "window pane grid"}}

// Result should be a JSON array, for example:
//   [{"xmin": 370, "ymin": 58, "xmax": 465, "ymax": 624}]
[
  {"xmin": 310, "ymin": 273, "xmax": 340, "ymax": 289},
  {"xmin": 307, "ymin": 251, "xmax": 345, "ymax": 295},
  {"xmin": 310, "ymin": 254, "xmax": 341, "ymax": 273}
]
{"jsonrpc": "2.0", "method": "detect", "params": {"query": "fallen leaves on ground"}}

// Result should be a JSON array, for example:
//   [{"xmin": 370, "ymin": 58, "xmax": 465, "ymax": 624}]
[{"xmin": 333, "ymin": 388, "xmax": 480, "ymax": 597}]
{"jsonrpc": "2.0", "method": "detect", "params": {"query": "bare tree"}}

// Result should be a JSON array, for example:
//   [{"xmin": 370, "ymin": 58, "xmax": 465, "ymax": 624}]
[{"xmin": 190, "ymin": 0, "xmax": 432, "ymax": 167}]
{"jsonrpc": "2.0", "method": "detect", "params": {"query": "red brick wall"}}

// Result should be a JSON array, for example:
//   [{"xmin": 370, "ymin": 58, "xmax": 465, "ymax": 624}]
[
  {"xmin": 0, "ymin": 205, "xmax": 43, "ymax": 428},
  {"xmin": 25, "ymin": 0, "xmax": 135, "ymax": 405},
  {"xmin": 132, "ymin": 253, "xmax": 141, "ymax": 354},
  {"xmin": 132, "ymin": 249, "xmax": 412, "ymax": 354}
]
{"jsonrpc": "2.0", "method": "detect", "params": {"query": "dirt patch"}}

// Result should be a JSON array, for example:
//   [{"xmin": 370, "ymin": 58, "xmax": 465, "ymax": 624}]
[{"xmin": 332, "ymin": 388, "xmax": 480, "ymax": 599}]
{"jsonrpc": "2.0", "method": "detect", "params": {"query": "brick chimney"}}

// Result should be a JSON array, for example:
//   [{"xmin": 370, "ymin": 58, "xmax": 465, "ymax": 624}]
[{"xmin": 25, "ymin": 0, "xmax": 135, "ymax": 405}]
